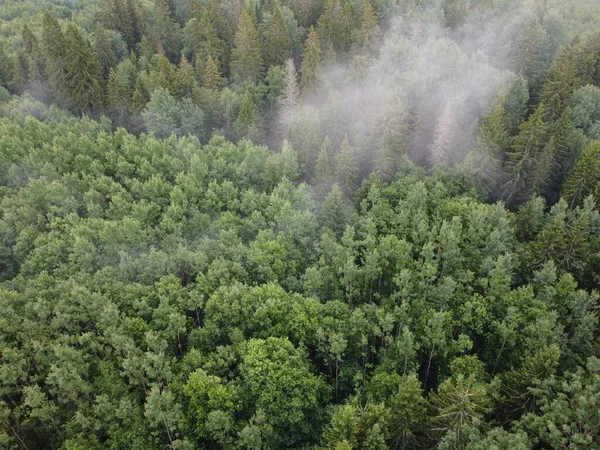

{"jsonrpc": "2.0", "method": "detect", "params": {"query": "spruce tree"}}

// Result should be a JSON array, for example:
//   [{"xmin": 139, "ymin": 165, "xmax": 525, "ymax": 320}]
[
  {"xmin": 512, "ymin": 18, "xmax": 550, "ymax": 83},
  {"xmin": 150, "ymin": 55, "xmax": 183, "ymax": 98},
  {"xmin": 231, "ymin": 7, "xmax": 263, "ymax": 85},
  {"xmin": 94, "ymin": 23, "xmax": 116, "ymax": 79},
  {"xmin": 264, "ymin": 5, "xmax": 290, "ymax": 68},
  {"xmin": 562, "ymin": 141, "xmax": 600, "ymax": 207},
  {"xmin": 300, "ymin": 27, "xmax": 321, "ymax": 94},
  {"xmin": 280, "ymin": 58, "xmax": 299, "ymax": 125},
  {"xmin": 41, "ymin": 13, "xmax": 70, "ymax": 109},
  {"xmin": 64, "ymin": 24, "xmax": 103, "ymax": 114},
  {"xmin": 0, "ymin": 45, "xmax": 11, "ymax": 89},
  {"xmin": 429, "ymin": 103, "xmax": 454, "ymax": 168},
  {"xmin": 335, "ymin": 135, "xmax": 359, "ymax": 196},
  {"xmin": 540, "ymin": 40, "xmax": 580, "ymax": 123},
  {"xmin": 177, "ymin": 55, "xmax": 200, "ymax": 102},
  {"xmin": 314, "ymin": 137, "xmax": 334, "ymax": 188},
  {"xmin": 202, "ymin": 56, "xmax": 223, "ymax": 90},
  {"xmin": 503, "ymin": 104, "xmax": 548, "ymax": 205},
  {"xmin": 153, "ymin": 0, "xmax": 182, "ymax": 62},
  {"xmin": 353, "ymin": 3, "xmax": 380, "ymax": 55}
]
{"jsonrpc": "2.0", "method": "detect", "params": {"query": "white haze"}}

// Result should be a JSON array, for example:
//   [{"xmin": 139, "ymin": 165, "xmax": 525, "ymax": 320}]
[{"xmin": 284, "ymin": 0, "xmax": 559, "ymax": 171}]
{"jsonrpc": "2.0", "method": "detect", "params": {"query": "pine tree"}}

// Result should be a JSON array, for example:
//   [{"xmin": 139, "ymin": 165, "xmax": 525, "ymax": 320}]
[
  {"xmin": 335, "ymin": 136, "xmax": 359, "ymax": 196},
  {"xmin": 0, "ymin": 45, "xmax": 11, "ymax": 89},
  {"xmin": 512, "ymin": 18, "xmax": 550, "ymax": 83},
  {"xmin": 280, "ymin": 58, "xmax": 299, "ymax": 125},
  {"xmin": 502, "ymin": 104, "xmax": 548, "ymax": 205},
  {"xmin": 314, "ymin": 136, "xmax": 334, "ymax": 188},
  {"xmin": 94, "ymin": 23, "xmax": 116, "ymax": 79},
  {"xmin": 374, "ymin": 88, "xmax": 409, "ymax": 181},
  {"xmin": 150, "ymin": 55, "xmax": 183, "ymax": 98},
  {"xmin": 562, "ymin": 141, "xmax": 600, "ymax": 207},
  {"xmin": 107, "ymin": 67, "xmax": 133, "ymax": 127},
  {"xmin": 540, "ymin": 40, "xmax": 580, "ymax": 123},
  {"xmin": 300, "ymin": 27, "xmax": 321, "ymax": 94},
  {"xmin": 202, "ymin": 56, "xmax": 223, "ymax": 90},
  {"xmin": 469, "ymin": 102, "xmax": 510, "ymax": 194},
  {"xmin": 230, "ymin": 7, "xmax": 263, "ymax": 86},
  {"xmin": 131, "ymin": 74, "xmax": 151, "ymax": 116},
  {"xmin": 353, "ymin": 3, "xmax": 380, "ymax": 55},
  {"xmin": 153, "ymin": 0, "xmax": 181, "ymax": 62},
  {"xmin": 64, "ymin": 24, "xmax": 103, "ymax": 114},
  {"xmin": 317, "ymin": 0, "xmax": 353, "ymax": 54},
  {"xmin": 429, "ymin": 102, "xmax": 454, "ymax": 168},
  {"xmin": 41, "ymin": 13, "xmax": 71, "ymax": 109},
  {"xmin": 236, "ymin": 86, "xmax": 263, "ymax": 141},
  {"xmin": 99, "ymin": 0, "xmax": 139, "ymax": 50},
  {"xmin": 21, "ymin": 25, "xmax": 49, "ymax": 101},
  {"xmin": 184, "ymin": 9, "xmax": 223, "ymax": 69},
  {"xmin": 177, "ymin": 55, "xmax": 200, "ymax": 102},
  {"xmin": 264, "ymin": 5, "xmax": 290, "ymax": 68},
  {"xmin": 9, "ymin": 52, "xmax": 27, "ymax": 94}
]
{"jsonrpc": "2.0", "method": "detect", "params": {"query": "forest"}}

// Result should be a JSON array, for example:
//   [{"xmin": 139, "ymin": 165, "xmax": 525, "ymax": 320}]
[{"xmin": 0, "ymin": 0, "xmax": 600, "ymax": 448}]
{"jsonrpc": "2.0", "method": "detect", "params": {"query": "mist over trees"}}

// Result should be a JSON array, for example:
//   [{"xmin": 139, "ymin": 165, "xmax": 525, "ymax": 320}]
[{"xmin": 1, "ymin": 0, "xmax": 600, "ymax": 449}]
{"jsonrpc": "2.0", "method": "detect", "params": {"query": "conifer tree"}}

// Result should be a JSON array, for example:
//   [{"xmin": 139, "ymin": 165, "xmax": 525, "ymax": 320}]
[
  {"xmin": 540, "ymin": 40, "xmax": 580, "ymax": 123},
  {"xmin": 512, "ymin": 18, "xmax": 550, "ymax": 83},
  {"xmin": 335, "ymin": 136, "xmax": 359, "ymax": 196},
  {"xmin": 353, "ymin": 3, "xmax": 380, "ymax": 55},
  {"xmin": 280, "ymin": 58, "xmax": 299, "ymax": 125},
  {"xmin": 64, "ymin": 24, "xmax": 103, "ymax": 114},
  {"xmin": 107, "ymin": 67, "xmax": 133, "ymax": 127},
  {"xmin": 177, "ymin": 56, "xmax": 200, "ymax": 102},
  {"xmin": 562, "ymin": 141, "xmax": 600, "ymax": 207},
  {"xmin": 150, "ymin": 55, "xmax": 183, "ymax": 98},
  {"xmin": 314, "ymin": 137, "xmax": 334, "ymax": 188},
  {"xmin": 153, "ymin": 0, "xmax": 182, "ymax": 62},
  {"xmin": 300, "ymin": 27, "xmax": 321, "ymax": 94},
  {"xmin": 374, "ymin": 89, "xmax": 409, "ymax": 181},
  {"xmin": 0, "ymin": 45, "xmax": 11, "ymax": 89},
  {"xmin": 471, "ymin": 101, "xmax": 510, "ymax": 193},
  {"xmin": 429, "ymin": 103, "xmax": 454, "ymax": 168},
  {"xmin": 184, "ymin": 10, "xmax": 224, "ymax": 70},
  {"xmin": 202, "ymin": 56, "xmax": 223, "ymax": 90},
  {"xmin": 131, "ymin": 74, "xmax": 151, "ymax": 117},
  {"xmin": 264, "ymin": 5, "xmax": 290, "ymax": 68},
  {"xmin": 236, "ymin": 86, "xmax": 263, "ymax": 141},
  {"xmin": 231, "ymin": 7, "xmax": 263, "ymax": 86},
  {"xmin": 21, "ymin": 25, "xmax": 49, "ymax": 101},
  {"xmin": 9, "ymin": 53, "xmax": 27, "ymax": 94},
  {"xmin": 94, "ymin": 23, "xmax": 116, "ymax": 80},
  {"xmin": 503, "ymin": 104, "xmax": 548, "ymax": 205},
  {"xmin": 41, "ymin": 12, "xmax": 70, "ymax": 108}
]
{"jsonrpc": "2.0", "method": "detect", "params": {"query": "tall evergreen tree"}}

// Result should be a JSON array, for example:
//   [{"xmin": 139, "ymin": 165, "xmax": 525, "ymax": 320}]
[
  {"xmin": 503, "ymin": 104, "xmax": 548, "ymax": 205},
  {"xmin": 150, "ymin": 55, "xmax": 183, "ymax": 98},
  {"xmin": 0, "ymin": 45, "xmax": 11, "ymax": 89},
  {"xmin": 300, "ymin": 27, "xmax": 322, "ymax": 94},
  {"xmin": 64, "ymin": 24, "xmax": 103, "ymax": 114},
  {"xmin": 177, "ymin": 55, "xmax": 200, "ymax": 102},
  {"xmin": 335, "ymin": 136, "xmax": 359, "ymax": 196},
  {"xmin": 153, "ymin": 0, "xmax": 182, "ymax": 62},
  {"xmin": 230, "ymin": 7, "xmax": 263, "ymax": 85},
  {"xmin": 429, "ymin": 103, "xmax": 454, "ymax": 168},
  {"xmin": 202, "ymin": 56, "xmax": 223, "ymax": 90},
  {"xmin": 94, "ymin": 23, "xmax": 116, "ymax": 80},
  {"xmin": 41, "ymin": 12, "xmax": 70, "ymax": 109},
  {"xmin": 562, "ymin": 141, "xmax": 600, "ymax": 207},
  {"xmin": 353, "ymin": 3, "xmax": 380, "ymax": 55},
  {"xmin": 280, "ymin": 58, "xmax": 299, "ymax": 125},
  {"xmin": 264, "ymin": 5, "xmax": 290, "ymax": 68},
  {"xmin": 540, "ymin": 40, "xmax": 580, "ymax": 123},
  {"xmin": 512, "ymin": 18, "xmax": 551, "ymax": 83}
]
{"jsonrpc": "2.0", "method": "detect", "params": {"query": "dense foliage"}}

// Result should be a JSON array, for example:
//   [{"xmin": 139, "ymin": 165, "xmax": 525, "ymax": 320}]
[{"xmin": 0, "ymin": 0, "xmax": 600, "ymax": 449}]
